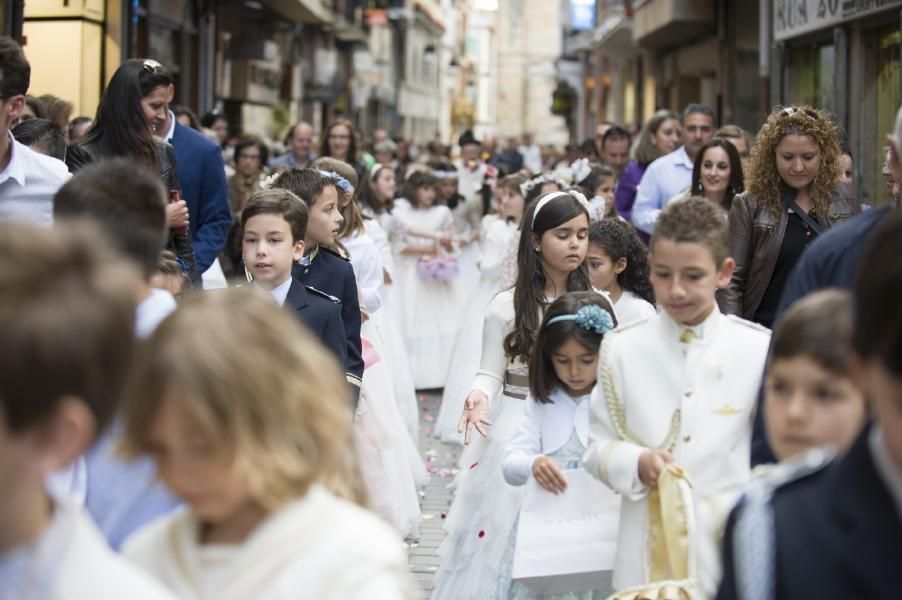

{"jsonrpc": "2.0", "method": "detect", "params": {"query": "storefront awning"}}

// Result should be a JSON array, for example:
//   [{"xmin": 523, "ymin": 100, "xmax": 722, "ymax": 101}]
[{"xmin": 260, "ymin": 0, "xmax": 332, "ymax": 25}]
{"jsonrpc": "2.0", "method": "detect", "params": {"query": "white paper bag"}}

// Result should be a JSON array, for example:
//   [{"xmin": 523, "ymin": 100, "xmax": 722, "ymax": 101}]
[{"xmin": 512, "ymin": 468, "xmax": 621, "ymax": 594}]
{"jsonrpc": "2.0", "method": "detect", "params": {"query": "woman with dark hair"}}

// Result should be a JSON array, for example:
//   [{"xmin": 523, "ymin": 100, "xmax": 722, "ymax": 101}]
[
  {"xmin": 433, "ymin": 190, "xmax": 593, "ymax": 600},
  {"xmin": 320, "ymin": 118, "xmax": 364, "ymax": 177},
  {"xmin": 615, "ymin": 109, "xmax": 681, "ymax": 223},
  {"xmin": 66, "ymin": 59, "xmax": 197, "ymax": 282},
  {"xmin": 200, "ymin": 111, "xmax": 229, "ymax": 147},
  {"xmin": 172, "ymin": 105, "xmax": 201, "ymax": 131},
  {"xmin": 228, "ymin": 136, "xmax": 269, "ymax": 217},
  {"xmin": 683, "ymin": 137, "xmax": 745, "ymax": 212},
  {"xmin": 720, "ymin": 105, "xmax": 859, "ymax": 327}
]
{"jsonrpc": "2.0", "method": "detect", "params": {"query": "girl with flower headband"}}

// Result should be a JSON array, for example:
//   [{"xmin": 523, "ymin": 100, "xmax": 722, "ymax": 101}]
[
  {"xmin": 432, "ymin": 190, "xmax": 592, "ymax": 600},
  {"xmin": 494, "ymin": 291, "xmax": 620, "ymax": 599}
]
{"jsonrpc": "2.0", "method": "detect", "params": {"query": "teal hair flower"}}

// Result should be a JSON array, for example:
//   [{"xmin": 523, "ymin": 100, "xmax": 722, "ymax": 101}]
[{"xmin": 547, "ymin": 304, "xmax": 615, "ymax": 334}]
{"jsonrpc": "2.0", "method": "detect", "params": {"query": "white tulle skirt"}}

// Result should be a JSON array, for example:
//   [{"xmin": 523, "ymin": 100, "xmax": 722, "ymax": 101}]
[
  {"xmin": 354, "ymin": 318, "xmax": 429, "ymax": 539},
  {"xmin": 379, "ymin": 283, "xmax": 420, "ymax": 440},
  {"xmin": 431, "ymin": 373, "xmax": 529, "ymax": 600}
]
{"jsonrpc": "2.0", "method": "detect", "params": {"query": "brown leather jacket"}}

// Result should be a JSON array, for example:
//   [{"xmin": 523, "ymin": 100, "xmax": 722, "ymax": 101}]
[{"xmin": 718, "ymin": 185, "xmax": 858, "ymax": 319}]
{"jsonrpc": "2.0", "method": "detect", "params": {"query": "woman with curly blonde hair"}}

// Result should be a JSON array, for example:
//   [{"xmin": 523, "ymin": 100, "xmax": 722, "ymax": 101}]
[{"xmin": 719, "ymin": 105, "xmax": 859, "ymax": 327}]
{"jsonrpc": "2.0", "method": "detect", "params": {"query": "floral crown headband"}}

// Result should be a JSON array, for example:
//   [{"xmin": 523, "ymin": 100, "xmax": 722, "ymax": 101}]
[
  {"xmin": 531, "ymin": 190, "xmax": 592, "ymax": 230},
  {"xmin": 519, "ymin": 172, "xmax": 565, "ymax": 198},
  {"xmin": 570, "ymin": 158, "xmax": 592, "ymax": 186},
  {"xmin": 317, "ymin": 170, "xmax": 354, "ymax": 193},
  {"xmin": 546, "ymin": 304, "xmax": 614, "ymax": 335}
]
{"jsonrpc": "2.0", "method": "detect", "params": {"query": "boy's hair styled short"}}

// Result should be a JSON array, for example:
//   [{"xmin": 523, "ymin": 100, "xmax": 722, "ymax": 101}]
[
  {"xmin": 271, "ymin": 168, "xmax": 333, "ymax": 207},
  {"xmin": 241, "ymin": 188, "xmax": 308, "ymax": 243},
  {"xmin": 771, "ymin": 289, "xmax": 853, "ymax": 375},
  {"xmin": 853, "ymin": 212, "xmax": 902, "ymax": 377},
  {"xmin": 0, "ymin": 223, "xmax": 139, "ymax": 435},
  {"xmin": 119, "ymin": 287, "xmax": 363, "ymax": 508},
  {"xmin": 651, "ymin": 195, "xmax": 730, "ymax": 266},
  {"xmin": 53, "ymin": 158, "xmax": 168, "ymax": 279}
]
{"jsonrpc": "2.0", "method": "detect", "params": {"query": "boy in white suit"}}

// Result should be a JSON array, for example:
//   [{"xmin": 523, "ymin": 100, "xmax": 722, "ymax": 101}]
[
  {"xmin": 0, "ymin": 224, "xmax": 176, "ymax": 600},
  {"xmin": 584, "ymin": 196, "xmax": 771, "ymax": 591}
]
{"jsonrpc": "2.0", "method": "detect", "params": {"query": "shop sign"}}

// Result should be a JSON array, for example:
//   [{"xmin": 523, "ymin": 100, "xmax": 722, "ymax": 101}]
[{"xmin": 775, "ymin": 0, "xmax": 902, "ymax": 41}]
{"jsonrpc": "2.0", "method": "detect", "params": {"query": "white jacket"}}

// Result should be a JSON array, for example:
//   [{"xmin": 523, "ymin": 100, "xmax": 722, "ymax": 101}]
[
  {"xmin": 502, "ymin": 388, "xmax": 590, "ymax": 486},
  {"xmin": 0, "ymin": 498, "xmax": 177, "ymax": 600},
  {"xmin": 124, "ymin": 485, "xmax": 414, "ymax": 600},
  {"xmin": 583, "ymin": 308, "xmax": 770, "ymax": 590}
]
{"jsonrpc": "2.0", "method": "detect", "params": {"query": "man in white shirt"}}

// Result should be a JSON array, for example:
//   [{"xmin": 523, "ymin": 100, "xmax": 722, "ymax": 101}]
[
  {"xmin": 631, "ymin": 104, "xmax": 715, "ymax": 234},
  {"xmin": 0, "ymin": 36, "xmax": 70, "ymax": 228}
]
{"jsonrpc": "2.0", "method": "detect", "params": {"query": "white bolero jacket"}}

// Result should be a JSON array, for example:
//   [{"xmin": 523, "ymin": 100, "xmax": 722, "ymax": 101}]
[{"xmin": 502, "ymin": 387, "xmax": 591, "ymax": 486}]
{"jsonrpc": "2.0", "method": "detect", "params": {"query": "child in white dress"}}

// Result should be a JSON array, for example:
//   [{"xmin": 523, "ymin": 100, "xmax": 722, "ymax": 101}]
[
  {"xmin": 120, "ymin": 289, "xmax": 412, "ymax": 600},
  {"xmin": 586, "ymin": 219, "xmax": 656, "ymax": 326},
  {"xmin": 432, "ymin": 190, "xmax": 593, "ymax": 600},
  {"xmin": 435, "ymin": 173, "xmax": 529, "ymax": 443},
  {"xmin": 495, "ymin": 291, "xmax": 620, "ymax": 599},
  {"xmin": 394, "ymin": 170, "xmax": 462, "ymax": 389},
  {"xmin": 335, "ymin": 178, "xmax": 428, "ymax": 540},
  {"xmin": 356, "ymin": 163, "xmax": 421, "ymax": 438},
  {"xmin": 583, "ymin": 198, "xmax": 771, "ymax": 593}
]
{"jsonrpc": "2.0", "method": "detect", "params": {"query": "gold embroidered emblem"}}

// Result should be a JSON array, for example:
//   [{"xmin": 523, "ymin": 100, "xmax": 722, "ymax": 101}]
[{"xmin": 714, "ymin": 405, "xmax": 740, "ymax": 416}]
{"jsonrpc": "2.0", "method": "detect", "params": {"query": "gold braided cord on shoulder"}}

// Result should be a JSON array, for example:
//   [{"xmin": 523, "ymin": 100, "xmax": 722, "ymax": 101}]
[{"xmin": 600, "ymin": 335, "xmax": 682, "ymax": 452}]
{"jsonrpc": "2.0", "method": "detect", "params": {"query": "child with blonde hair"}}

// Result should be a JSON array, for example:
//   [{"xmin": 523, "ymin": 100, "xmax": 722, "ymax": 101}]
[{"xmin": 121, "ymin": 289, "xmax": 412, "ymax": 600}]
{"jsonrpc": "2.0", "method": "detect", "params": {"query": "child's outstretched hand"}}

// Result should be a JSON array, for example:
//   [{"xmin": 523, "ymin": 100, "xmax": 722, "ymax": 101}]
[
  {"xmin": 458, "ymin": 390, "xmax": 492, "ymax": 445},
  {"xmin": 638, "ymin": 449, "xmax": 674, "ymax": 489},
  {"xmin": 532, "ymin": 456, "xmax": 568, "ymax": 495}
]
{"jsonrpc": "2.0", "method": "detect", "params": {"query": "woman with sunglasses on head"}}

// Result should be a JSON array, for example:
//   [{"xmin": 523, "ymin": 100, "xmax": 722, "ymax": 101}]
[
  {"xmin": 65, "ymin": 59, "xmax": 198, "ymax": 283},
  {"xmin": 719, "ymin": 106, "xmax": 858, "ymax": 328}
]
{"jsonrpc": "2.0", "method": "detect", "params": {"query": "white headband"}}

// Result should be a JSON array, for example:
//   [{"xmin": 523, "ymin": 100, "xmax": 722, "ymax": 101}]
[{"xmin": 531, "ymin": 190, "xmax": 591, "ymax": 231}]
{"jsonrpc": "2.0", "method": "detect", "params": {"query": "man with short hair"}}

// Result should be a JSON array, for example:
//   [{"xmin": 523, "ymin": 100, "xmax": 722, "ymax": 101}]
[
  {"xmin": 0, "ymin": 36, "xmax": 69, "ymax": 227},
  {"xmin": 632, "ymin": 103, "xmax": 716, "ymax": 234},
  {"xmin": 270, "ymin": 122, "xmax": 317, "ymax": 169},
  {"xmin": 600, "ymin": 125, "xmax": 631, "ymax": 179}
]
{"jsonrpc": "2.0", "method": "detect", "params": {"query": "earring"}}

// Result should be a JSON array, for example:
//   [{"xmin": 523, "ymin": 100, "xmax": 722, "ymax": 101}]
[{"xmin": 534, "ymin": 246, "xmax": 541, "ymax": 253}]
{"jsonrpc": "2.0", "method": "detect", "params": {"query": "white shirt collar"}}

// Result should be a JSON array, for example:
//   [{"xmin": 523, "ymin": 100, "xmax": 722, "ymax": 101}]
[
  {"xmin": 0, "ymin": 133, "xmax": 27, "ymax": 187},
  {"xmin": 661, "ymin": 304, "xmax": 721, "ymax": 342},
  {"xmin": 675, "ymin": 146, "xmax": 693, "ymax": 170},
  {"xmin": 869, "ymin": 425, "xmax": 902, "ymax": 520},
  {"xmin": 163, "ymin": 110, "xmax": 177, "ymax": 143},
  {"xmin": 264, "ymin": 278, "xmax": 293, "ymax": 307}
]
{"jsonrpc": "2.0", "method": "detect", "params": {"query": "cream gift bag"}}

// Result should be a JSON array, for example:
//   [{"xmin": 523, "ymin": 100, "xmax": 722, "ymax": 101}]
[{"xmin": 512, "ymin": 468, "xmax": 620, "ymax": 594}]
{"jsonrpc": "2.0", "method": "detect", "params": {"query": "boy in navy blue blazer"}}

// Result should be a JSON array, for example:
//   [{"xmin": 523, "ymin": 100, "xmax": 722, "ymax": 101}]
[
  {"xmin": 270, "ymin": 169, "xmax": 364, "ymax": 402},
  {"xmin": 240, "ymin": 189, "xmax": 349, "ymax": 386}
]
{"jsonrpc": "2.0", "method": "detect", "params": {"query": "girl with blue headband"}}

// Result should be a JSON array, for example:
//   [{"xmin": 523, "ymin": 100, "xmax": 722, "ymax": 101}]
[{"xmin": 493, "ymin": 291, "xmax": 619, "ymax": 599}]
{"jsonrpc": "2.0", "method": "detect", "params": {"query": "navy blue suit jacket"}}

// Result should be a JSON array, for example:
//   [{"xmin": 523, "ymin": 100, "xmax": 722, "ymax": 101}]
[
  {"xmin": 292, "ymin": 245, "xmax": 364, "ymax": 403},
  {"xmin": 719, "ymin": 426, "xmax": 902, "ymax": 599},
  {"xmin": 284, "ymin": 278, "xmax": 348, "ymax": 374},
  {"xmin": 170, "ymin": 122, "xmax": 232, "ymax": 275}
]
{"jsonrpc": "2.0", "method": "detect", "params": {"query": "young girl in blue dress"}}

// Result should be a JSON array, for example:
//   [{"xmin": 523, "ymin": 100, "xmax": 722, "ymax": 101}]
[{"xmin": 493, "ymin": 291, "xmax": 620, "ymax": 599}]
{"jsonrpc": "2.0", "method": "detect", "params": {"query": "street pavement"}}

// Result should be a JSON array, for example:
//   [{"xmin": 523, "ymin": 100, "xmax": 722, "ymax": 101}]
[{"xmin": 407, "ymin": 390, "xmax": 462, "ymax": 599}]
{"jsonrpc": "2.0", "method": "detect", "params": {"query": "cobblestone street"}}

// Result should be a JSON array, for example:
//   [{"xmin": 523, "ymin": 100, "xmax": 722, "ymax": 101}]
[{"xmin": 407, "ymin": 391, "xmax": 462, "ymax": 599}]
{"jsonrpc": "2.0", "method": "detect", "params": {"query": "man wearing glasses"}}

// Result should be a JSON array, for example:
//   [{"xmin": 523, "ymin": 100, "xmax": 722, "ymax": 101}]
[{"xmin": 0, "ymin": 36, "xmax": 70, "ymax": 228}]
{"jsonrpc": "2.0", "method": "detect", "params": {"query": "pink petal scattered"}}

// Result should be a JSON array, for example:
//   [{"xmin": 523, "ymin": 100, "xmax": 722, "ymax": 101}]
[
  {"xmin": 438, "ymin": 469, "xmax": 452, "ymax": 477},
  {"xmin": 470, "ymin": 462, "xmax": 479, "ymax": 470},
  {"xmin": 426, "ymin": 463, "xmax": 438, "ymax": 473},
  {"xmin": 423, "ymin": 414, "xmax": 435, "ymax": 422},
  {"xmin": 441, "ymin": 512, "xmax": 447, "ymax": 519},
  {"xmin": 478, "ymin": 530, "xmax": 485, "ymax": 538}
]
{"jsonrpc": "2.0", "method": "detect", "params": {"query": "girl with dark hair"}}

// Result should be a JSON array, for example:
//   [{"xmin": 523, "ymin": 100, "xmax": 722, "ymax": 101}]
[
  {"xmin": 496, "ymin": 291, "xmax": 620, "ymax": 599},
  {"xmin": 587, "ymin": 219, "xmax": 656, "ymax": 325},
  {"xmin": 686, "ymin": 137, "xmax": 744, "ymax": 212},
  {"xmin": 432, "ymin": 190, "xmax": 592, "ymax": 600},
  {"xmin": 66, "ymin": 59, "xmax": 197, "ymax": 282},
  {"xmin": 394, "ymin": 169, "xmax": 462, "ymax": 389}
]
